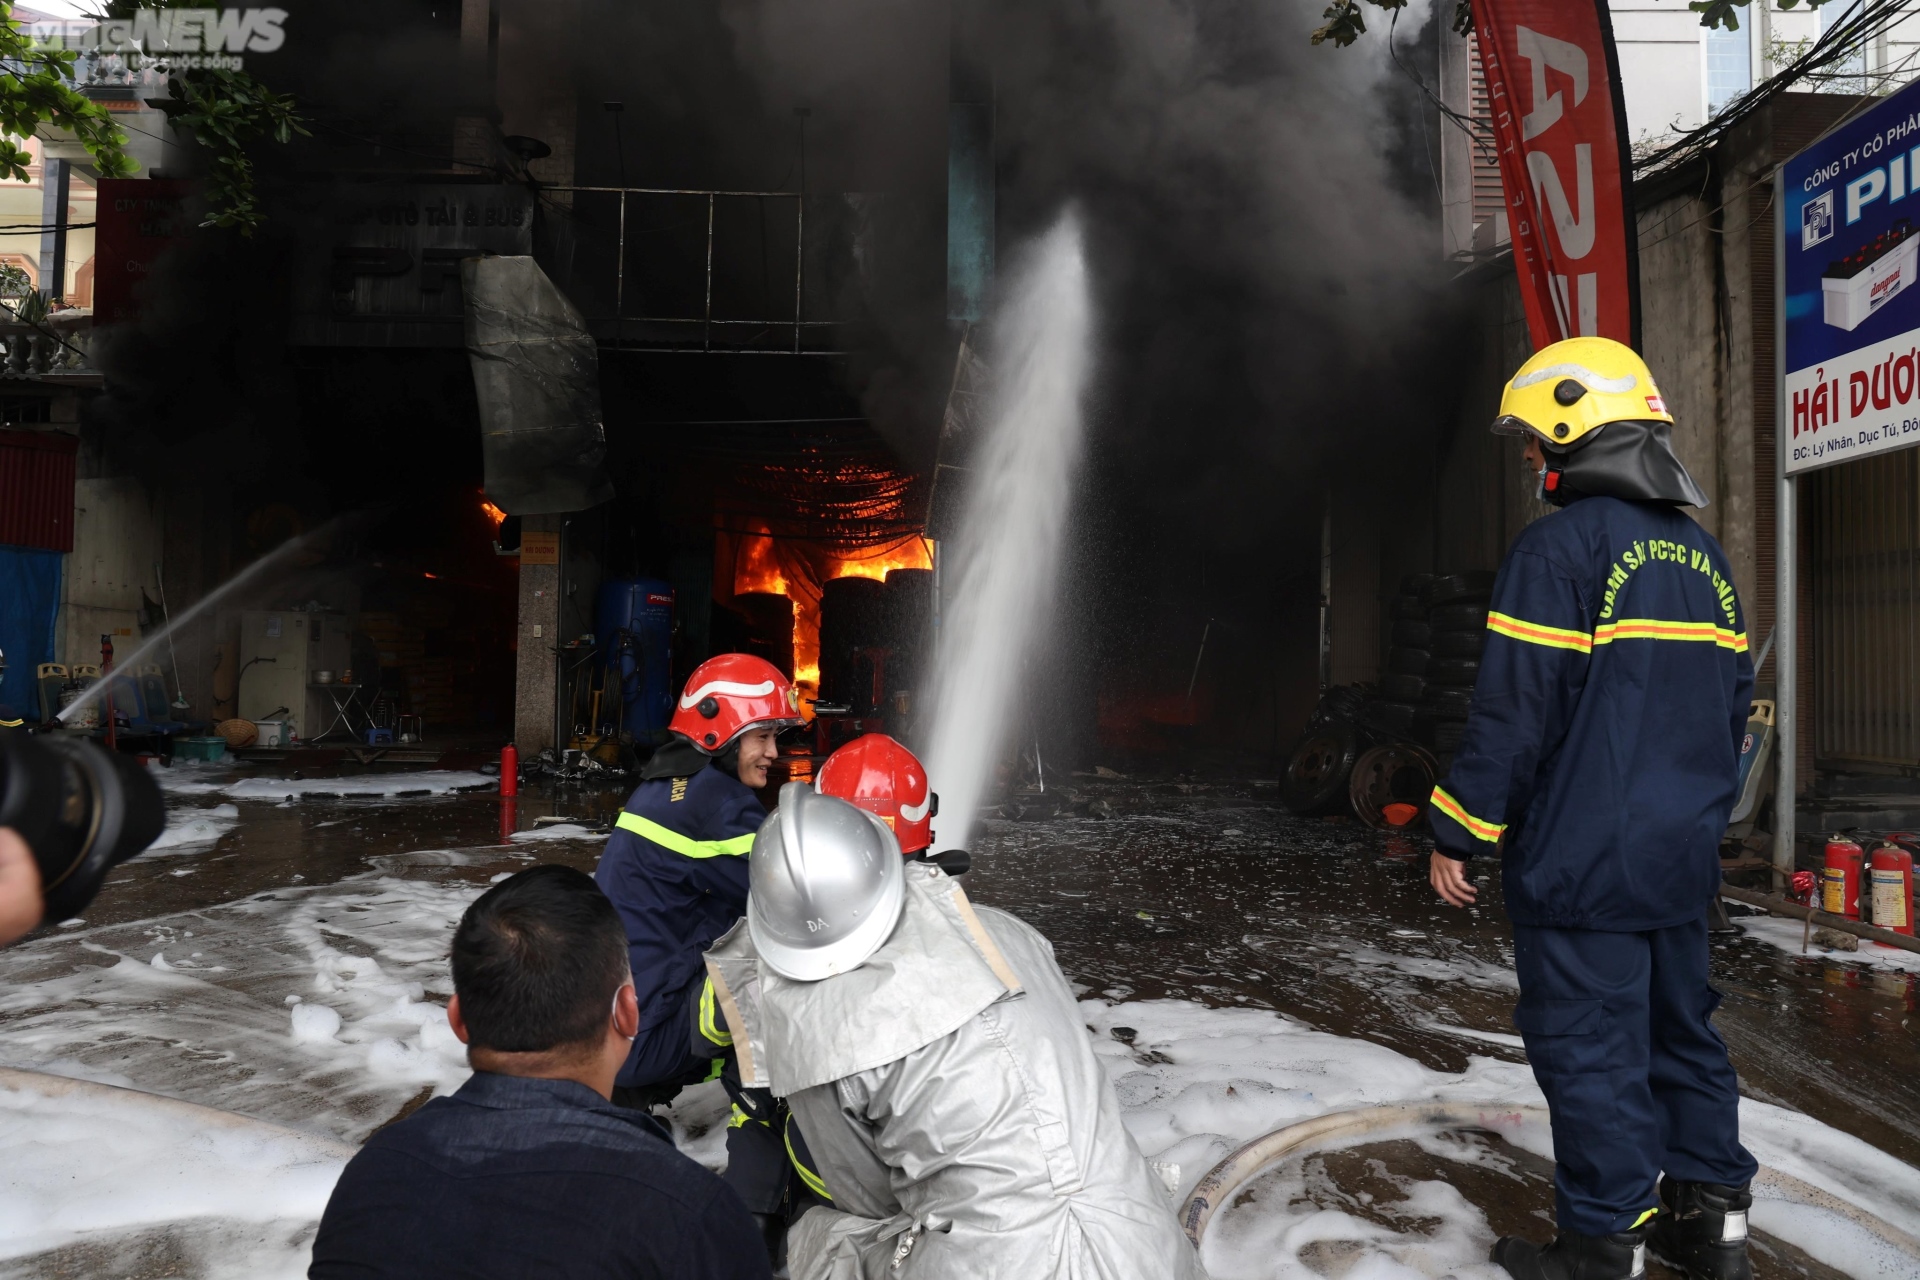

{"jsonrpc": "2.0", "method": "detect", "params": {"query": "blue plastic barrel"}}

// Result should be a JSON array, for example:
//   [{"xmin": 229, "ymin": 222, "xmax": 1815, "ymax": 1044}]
[{"xmin": 596, "ymin": 578, "xmax": 675, "ymax": 743}]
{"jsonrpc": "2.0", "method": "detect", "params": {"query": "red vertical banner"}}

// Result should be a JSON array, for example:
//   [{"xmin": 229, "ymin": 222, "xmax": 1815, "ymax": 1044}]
[
  {"xmin": 1472, "ymin": 0, "xmax": 1639, "ymax": 350},
  {"xmin": 92, "ymin": 179, "xmax": 193, "ymax": 326}
]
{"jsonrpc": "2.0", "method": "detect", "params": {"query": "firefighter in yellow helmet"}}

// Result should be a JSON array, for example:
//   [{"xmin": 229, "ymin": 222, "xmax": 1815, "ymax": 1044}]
[
  {"xmin": 1429, "ymin": 338, "xmax": 1758, "ymax": 1280},
  {"xmin": 1489, "ymin": 335, "xmax": 1707, "ymax": 508}
]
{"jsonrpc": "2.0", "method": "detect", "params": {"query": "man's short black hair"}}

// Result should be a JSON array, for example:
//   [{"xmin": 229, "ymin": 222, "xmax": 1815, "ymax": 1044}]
[{"xmin": 451, "ymin": 864, "xmax": 630, "ymax": 1054}]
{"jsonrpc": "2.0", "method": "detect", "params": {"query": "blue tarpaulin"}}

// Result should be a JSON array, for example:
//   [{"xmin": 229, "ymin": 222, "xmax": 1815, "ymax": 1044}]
[{"xmin": 0, "ymin": 544, "xmax": 61, "ymax": 720}]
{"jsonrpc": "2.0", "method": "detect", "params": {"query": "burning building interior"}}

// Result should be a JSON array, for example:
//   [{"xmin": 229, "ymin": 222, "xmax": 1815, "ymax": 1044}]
[{"xmin": 0, "ymin": 0, "xmax": 1475, "ymax": 798}]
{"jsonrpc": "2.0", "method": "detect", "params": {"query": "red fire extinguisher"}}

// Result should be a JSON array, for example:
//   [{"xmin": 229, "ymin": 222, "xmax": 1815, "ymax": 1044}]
[
  {"xmin": 1870, "ymin": 844, "xmax": 1915, "ymax": 936},
  {"xmin": 1823, "ymin": 835, "xmax": 1865, "ymax": 919}
]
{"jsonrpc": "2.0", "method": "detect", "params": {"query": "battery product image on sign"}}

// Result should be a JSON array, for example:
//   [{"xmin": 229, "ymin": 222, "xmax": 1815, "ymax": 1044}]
[{"xmin": 1823, "ymin": 219, "xmax": 1919, "ymax": 332}]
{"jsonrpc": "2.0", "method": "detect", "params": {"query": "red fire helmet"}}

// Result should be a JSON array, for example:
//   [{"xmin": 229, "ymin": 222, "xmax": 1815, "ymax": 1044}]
[
  {"xmin": 816, "ymin": 733, "xmax": 936, "ymax": 854},
  {"xmin": 668, "ymin": 653, "xmax": 804, "ymax": 752}
]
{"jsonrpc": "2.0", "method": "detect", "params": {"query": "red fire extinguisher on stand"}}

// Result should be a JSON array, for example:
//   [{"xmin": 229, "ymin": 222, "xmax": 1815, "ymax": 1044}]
[
  {"xmin": 497, "ymin": 743, "xmax": 519, "ymax": 844},
  {"xmin": 1823, "ymin": 835, "xmax": 1865, "ymax": 919},
  {"xmin": 1870, "ymin": 843, "xmax": 1915, "ymax": 936}
]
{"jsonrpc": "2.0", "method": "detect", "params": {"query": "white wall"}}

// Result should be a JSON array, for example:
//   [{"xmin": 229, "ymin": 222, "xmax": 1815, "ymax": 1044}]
[
  {"xmin": 60, "ymin": 477, "xmax": 158, "ymax": 670},
  {"xmin": 1613, "ymin": 0, "xmax": 1724, "ymax": 143},
  {"xmin": 1613, "ymin": 1, "xmax": 1920, "ymax": 150}
]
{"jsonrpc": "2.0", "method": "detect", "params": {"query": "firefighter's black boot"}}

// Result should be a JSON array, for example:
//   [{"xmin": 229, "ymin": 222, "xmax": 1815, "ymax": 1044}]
[
  {"xmin": 1492, "ymin": 1224, "xmax": 1649, "ymax": 1280},
  {"xmin": 1648, "ymin": 1178, "xmax": 1754, "ymax": 1280}
]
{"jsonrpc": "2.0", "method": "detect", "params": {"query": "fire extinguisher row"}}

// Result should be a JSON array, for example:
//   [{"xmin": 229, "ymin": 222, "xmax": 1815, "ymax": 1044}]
[{"xmin": 1822, "ymin": 833, "xmax": 1917, "ymax": 936}]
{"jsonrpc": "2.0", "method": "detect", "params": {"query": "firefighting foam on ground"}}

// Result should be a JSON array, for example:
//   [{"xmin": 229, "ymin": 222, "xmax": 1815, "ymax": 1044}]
[{"xmin": 7, "ymin": 0, "xmax": 1920, "ymax": 1278}]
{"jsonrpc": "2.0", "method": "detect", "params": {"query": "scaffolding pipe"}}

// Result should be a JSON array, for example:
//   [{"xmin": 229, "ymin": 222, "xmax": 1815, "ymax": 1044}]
[{"xmin": 1774, "ymin": 172, "xmax": 1797, "ymax": 891}]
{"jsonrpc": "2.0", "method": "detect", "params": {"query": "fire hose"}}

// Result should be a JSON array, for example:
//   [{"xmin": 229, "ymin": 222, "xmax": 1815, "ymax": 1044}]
[
  {"xmin": 0, "ymin": 1066, "xmax": 359, "ymax": 1160},
  {"xmin": 1719, "ymin": 883, "xmax": 1920, "ymax": 956},
  {"xmin": 1176, "ymin": 1102, "xmax": 1920, "ymax": 1260}
]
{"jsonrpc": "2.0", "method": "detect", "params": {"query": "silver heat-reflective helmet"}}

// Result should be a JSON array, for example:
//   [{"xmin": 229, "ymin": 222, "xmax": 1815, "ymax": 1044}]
[{"xmin": 747, "ymin": 782, "xmax": 907, "ymax": 982}]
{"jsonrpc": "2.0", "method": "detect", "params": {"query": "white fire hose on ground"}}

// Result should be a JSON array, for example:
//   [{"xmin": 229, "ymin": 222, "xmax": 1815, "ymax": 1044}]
[
  {"xmin": 0, "ymin": 1066, "xmax": 358, "ymax": 1158},
  {"xmin": 1177, "ymin": 1102, "xmax": 1920, "ymax": 1261}
]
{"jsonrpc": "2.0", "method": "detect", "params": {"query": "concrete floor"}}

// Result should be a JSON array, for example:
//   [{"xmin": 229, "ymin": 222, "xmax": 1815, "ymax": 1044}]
[{"xmin": 2, "ymin": 760, "xmax": 1912, "ymax": 1278}]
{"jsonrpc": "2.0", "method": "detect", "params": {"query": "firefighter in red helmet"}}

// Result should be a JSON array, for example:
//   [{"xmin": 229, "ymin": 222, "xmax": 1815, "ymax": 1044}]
[
  {"xmin": 817, "ymin": 733, "xmax": 972, "ymax": 876},
  {"xmin": 594, "ymin": 653, "xmax": 804, "ymax": 1257},
  {"xmin": 816, "ymin": 733, "xmax": 937, "ymax": 855}
]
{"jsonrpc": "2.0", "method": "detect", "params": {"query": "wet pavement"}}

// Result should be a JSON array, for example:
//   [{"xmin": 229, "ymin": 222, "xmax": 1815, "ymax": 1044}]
[
  {"xmin": 964, "ymin": 778, "xmax": 1913, "ymax": 1280},
  {"xmin": 1212, "ymin": 1136, "xmax": 1847, "ymax": 1280},
  {"xmin": 964, "ymin": 779, "xmax": 1920, "ymax": 1172},
  {"xmin": 2, "ymin": 761, "xmax": 1916, "ymax": 1277}
]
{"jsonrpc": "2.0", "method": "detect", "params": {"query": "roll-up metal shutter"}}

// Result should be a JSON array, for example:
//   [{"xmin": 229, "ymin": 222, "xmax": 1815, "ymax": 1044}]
[{"xmin": 1811, "ymin": 447, "xmax": 1920, "ymax": 770}]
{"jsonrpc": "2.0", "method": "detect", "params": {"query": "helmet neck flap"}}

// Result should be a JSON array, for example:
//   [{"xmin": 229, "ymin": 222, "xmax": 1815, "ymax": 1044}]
[{"xmin": 1541, "ymin": 420, "xmax": 1708, "ymax": 509}]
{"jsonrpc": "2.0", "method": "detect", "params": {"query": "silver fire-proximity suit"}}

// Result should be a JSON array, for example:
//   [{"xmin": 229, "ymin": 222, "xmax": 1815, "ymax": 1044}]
[{"xmin": 704, "ymin": 862, "xmax": 1206, "ymax": 1280}]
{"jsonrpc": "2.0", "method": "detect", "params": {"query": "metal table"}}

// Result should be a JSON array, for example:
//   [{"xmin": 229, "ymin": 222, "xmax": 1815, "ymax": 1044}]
[{"xmin": 309, "ymin": 682, "xmax": 373, "ymax": 744}]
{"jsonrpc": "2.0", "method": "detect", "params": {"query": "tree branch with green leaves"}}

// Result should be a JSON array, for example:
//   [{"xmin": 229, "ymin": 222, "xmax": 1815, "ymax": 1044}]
[
  {"xmin": 151, "ymin": 64, "xmax": 305, "ymax": 233},
  {"xmin": 102, "ymin": 0, "xmax": 306, "ymax": 234},
  {"xmin": 0, "ymin": 0, "xmax": 135, "ymax": 181}
]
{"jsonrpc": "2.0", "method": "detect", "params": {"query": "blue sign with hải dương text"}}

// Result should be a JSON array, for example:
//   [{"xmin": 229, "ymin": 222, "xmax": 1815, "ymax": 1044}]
[{"xmin": 1782, "ymin": 76, "xmax": 1920, "ymax": 473}]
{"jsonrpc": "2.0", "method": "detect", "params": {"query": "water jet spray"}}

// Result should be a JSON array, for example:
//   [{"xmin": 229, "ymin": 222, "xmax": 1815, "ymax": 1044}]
[
  {"xmin": 925, "ymin": 211, "xmax": 1091, "ymax": 844},
  {"xmin": 57, "ymin": 519, "xmax": 346, "ymax": 725}
]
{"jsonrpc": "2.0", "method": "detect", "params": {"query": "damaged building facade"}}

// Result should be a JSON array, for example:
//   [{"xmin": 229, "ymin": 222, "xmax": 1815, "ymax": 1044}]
[
  {"xmin": 0, "ymin": 0, "xmax": 1914, "ymax": 870},
  {"xmin": 0, "ymin": 0, "xmax": 959, "ymax": 769}
]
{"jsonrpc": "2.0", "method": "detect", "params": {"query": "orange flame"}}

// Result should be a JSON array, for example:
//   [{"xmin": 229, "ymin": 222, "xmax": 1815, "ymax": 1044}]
[
  {"xmin": 736, "ymin": 530, "xmax": 791, "ymax": 599},
  {"xmin": 729, "ymin": 532, "xmax": 931, "ymax": 702},
  {"xmin": 480, "ymin": 500, "xmax": 507, "ymax": 529},
  {"xmin": 827, "ymin": 540, "xmax": 931, "ymax": 583}
]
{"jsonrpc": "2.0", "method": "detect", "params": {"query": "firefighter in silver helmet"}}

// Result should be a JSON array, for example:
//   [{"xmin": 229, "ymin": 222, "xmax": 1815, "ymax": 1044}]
[{"xmin": 702, "ymin": 785, "xmax": 1205, "ymax": 1280}]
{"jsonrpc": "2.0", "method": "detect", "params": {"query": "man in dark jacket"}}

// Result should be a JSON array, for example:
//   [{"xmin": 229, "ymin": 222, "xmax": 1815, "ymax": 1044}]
[
  {"xmin": 1430, "ymin": 337, "xmax": 1758, "ymax": 1280},
  {"xmin": 594, "ymin": 653, "xmax": 804, "ymax": 1253},
  {"xmin": 309, "ymin": 864, "xmax": 768, "ymax": 1280}
]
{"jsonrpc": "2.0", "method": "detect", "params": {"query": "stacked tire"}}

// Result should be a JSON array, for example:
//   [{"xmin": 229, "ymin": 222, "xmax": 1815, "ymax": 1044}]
[
  {"xmin": 1412, "ymin": 572, "xmax": 1495, "ymax": 760},
  {"xmin": 1371, "ymin": 573, "xmax": 1434, "ymax": 735}
]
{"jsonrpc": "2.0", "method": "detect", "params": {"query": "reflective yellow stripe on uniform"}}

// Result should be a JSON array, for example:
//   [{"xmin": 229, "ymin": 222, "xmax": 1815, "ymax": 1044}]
[
  {"xmin": 0, "ymin": 717, "xmax": 22, "ymax": 728},
  {"xmin": 728, "ymin": 1104, "xmax": 764, "ymax": 1130},
  {"xmin": 615, "ymin": 810, "xmax": 755, "ymax": 859},
  {"xmin": 697, "ymin": 974, "xmax": 733, "ymax": 1048},
  {"xmin": 1593, "ymin": 619, "xmax": 1747, "ymax": 651},
  {"xmin": 1490, "ymin": 612, "xmax": 1747, "ymax": 653},
  {"xmin": 1631, "ymin": 1206, "xmax": 1659, "ymax": 1229},
  {"xmin": 785, "ymin": 1114, "xmax": 832, "ymax": 1201},
  {"xmin": 1430, "ymin": 786, "xmax": 1505, "ymax": 844},
  {"xmin": 1486, "ymin": 611, "xmax": 1593, "ymax": 653}
]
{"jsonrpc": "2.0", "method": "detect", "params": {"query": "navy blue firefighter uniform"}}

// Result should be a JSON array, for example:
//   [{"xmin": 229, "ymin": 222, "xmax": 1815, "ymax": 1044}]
[
  {"xmin": 594, "ymin": 650, "xmax": 819, "ymax": 1249},
  {"xmin": 595, "ymin": 749, "xmax": 806, "ymax": 1221},
  {"xmin": 1431, "ymin": 491, "xmax": 1760, "ymax": 1241},
  {"xmin": 598, "ymin": 755, "xmax": 759, "ymax": 1091}
]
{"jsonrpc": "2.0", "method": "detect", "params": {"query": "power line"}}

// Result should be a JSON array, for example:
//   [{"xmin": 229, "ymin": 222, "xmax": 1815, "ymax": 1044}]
[{"xmin": 1634, "ymin": 0, "xmax": 1919, "ymax": 179}]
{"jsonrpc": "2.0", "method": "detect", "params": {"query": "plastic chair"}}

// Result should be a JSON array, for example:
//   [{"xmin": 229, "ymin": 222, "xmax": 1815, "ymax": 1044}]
[
  {"xmin": 106, "ymin": 672, "xmax": 149, "ymax": 733},
  {"xmin": 137, "ymin": 664, "xmax": 191, "ymax": 734}
]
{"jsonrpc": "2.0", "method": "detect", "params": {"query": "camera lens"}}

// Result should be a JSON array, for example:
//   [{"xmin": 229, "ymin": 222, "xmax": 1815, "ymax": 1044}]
[{"xmin": 0, "ymin": 733, "xmax": 166, "ymax": 924}]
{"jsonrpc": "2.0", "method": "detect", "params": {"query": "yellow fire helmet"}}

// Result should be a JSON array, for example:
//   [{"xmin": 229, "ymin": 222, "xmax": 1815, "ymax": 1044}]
[{"xmin": 1491, "ymin": 336, "xmax": 1673, "ymax": 448}]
